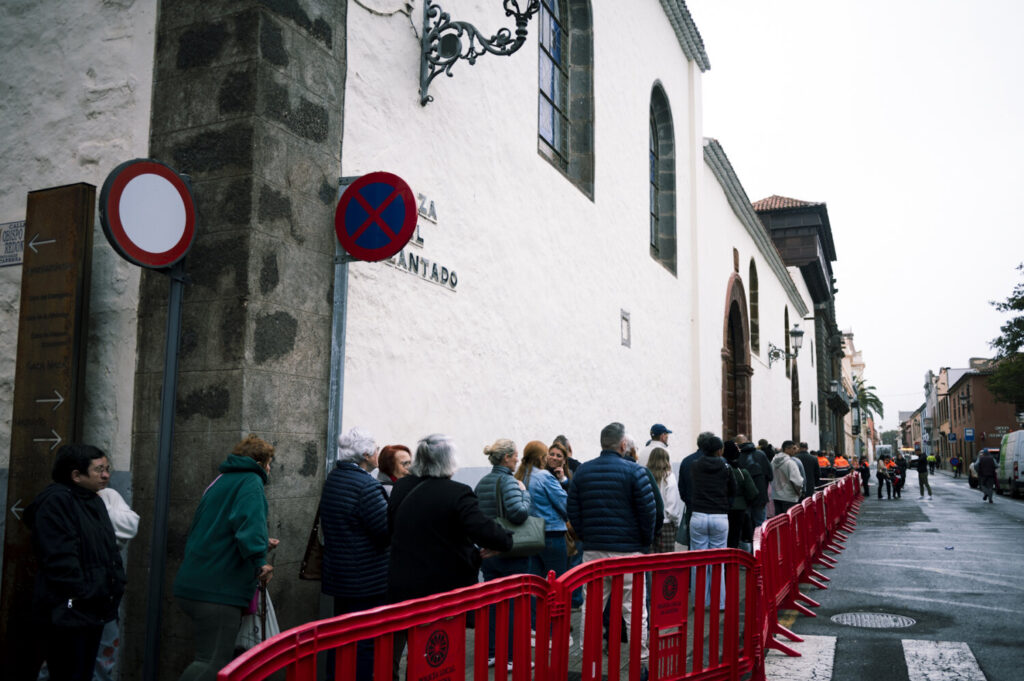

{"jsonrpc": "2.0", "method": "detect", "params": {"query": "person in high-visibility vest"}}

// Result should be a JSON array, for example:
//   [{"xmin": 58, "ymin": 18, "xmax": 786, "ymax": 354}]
[
  {"xmin": 833, "ymin": 454, "xmax": 851, "ymax": 477},
  {"xmin": 817, "ymin": 452, "xmax": 833, "ymax": 481}
]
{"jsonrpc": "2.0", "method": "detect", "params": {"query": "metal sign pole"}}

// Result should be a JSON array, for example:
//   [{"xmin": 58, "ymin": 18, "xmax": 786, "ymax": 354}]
[{"xmin": 142, "ymin": 256, "xmax": 187, "ymax": 681}]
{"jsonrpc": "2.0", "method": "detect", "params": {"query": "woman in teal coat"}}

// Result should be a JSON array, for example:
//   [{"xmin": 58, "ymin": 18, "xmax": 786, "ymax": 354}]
[{"xmin": 173, "ymin": 435, "xmax": 277, "ymax": 681}]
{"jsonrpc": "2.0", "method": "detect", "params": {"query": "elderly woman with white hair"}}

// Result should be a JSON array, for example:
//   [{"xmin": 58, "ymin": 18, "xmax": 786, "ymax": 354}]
[
  {"xmin": 320, "ymin": 427, "xmax": 389, "ymax": 681},
  {"xmin": 388, "ymin": 434, "xmax": 513, "ymax": 604}
]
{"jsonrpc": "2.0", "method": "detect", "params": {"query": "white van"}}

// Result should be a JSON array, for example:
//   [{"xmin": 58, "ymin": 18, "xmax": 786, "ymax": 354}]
[{"xmin": 998, "ymin": 430, "xmax": 1024, "ymax": 498}]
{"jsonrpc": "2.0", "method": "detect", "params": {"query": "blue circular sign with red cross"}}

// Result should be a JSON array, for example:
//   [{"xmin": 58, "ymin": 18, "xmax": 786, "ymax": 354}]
[{"xmin": 334, "ymin": 172, "xmax": 417, "ymax": 262}]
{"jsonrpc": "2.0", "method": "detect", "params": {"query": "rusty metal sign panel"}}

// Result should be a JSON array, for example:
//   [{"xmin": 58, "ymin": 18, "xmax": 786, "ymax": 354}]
[{"xmin": 0, "ymin": 183, "xmax": 94, "ymax": 671}]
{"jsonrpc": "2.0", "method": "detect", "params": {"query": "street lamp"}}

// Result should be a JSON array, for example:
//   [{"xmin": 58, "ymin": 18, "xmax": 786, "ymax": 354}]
[
  {"xmin": 768, "ymin": 324, "xmax": 805, "ymax": 368},
  {"xmin": 419, "ymin": 0, "xmax": 541, "ymax": 105}
]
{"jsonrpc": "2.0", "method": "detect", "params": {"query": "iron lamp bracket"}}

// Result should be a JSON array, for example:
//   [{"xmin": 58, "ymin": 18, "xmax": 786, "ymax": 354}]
[{"xmin": 419, "ymin": 0, "xmax": 540, "ymax": 106}]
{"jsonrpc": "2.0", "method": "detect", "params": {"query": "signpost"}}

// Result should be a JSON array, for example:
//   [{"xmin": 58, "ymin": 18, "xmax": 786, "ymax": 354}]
[
  {"xmin": 1, "ymin": 184, "xmax": 95, "ymax": 674},
  {"xmin": 965, "ymin": 428, "xmax": 975, "ymax": 442},
  {"xmin": 99, "ymin": 158, "xmax": 197, "ymax": 681}
]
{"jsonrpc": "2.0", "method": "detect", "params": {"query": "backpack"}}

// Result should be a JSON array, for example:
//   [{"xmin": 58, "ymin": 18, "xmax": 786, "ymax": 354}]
[{"xmin": 741, "ymin": 451, "xmax": 768, "ymax": 507}]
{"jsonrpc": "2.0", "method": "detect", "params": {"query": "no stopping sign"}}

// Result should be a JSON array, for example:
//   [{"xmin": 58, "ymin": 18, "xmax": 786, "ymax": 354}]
[{"xmin": 99, "ymin": 159, "xmax": 197, "ymax": 268}]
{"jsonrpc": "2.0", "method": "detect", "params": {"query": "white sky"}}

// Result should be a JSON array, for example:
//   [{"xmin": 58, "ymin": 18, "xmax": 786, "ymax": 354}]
[{"xmin": 687, "ymin": 0, "xmax": 1024, "ymax": 431}]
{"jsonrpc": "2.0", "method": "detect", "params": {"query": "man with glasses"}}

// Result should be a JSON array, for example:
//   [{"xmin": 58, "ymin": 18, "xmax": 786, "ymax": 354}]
[{"xmin": 26, "ymin": 444, "xmax": 126, "ymax": 681}]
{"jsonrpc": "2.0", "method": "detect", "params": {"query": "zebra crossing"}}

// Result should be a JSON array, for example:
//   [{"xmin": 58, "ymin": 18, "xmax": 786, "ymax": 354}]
[{"xmin": 765, "ymin": 635, "xmax": 988, "ymax": 681}]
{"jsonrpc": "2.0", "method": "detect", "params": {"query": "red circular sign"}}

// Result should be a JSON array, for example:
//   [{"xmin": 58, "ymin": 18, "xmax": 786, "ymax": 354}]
[
  {"xmin": 99, "ymin": 159, "xmax": 197, "ymax": 268},
  {"xmin": 334, "ymin": 172, "xmax": 417, "ymax": 262}
]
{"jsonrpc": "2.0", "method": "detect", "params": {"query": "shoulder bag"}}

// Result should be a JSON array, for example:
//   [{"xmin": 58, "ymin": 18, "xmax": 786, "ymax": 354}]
[
  {"xmin": 298, "ymin": 507, "xmax": 323, "ymax": 580},
  {"xmin": 493, "ymin": 478, "xmax": 545, "ymax": 558}
]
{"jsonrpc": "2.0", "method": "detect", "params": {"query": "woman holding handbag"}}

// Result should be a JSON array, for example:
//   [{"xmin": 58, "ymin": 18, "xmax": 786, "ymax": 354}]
[
  {"xmin": 517, "ymin": 441, "xmax": 567, "ymax": 579},
  {"xmin": 474, "ymin": 439, "xmax": 532, "ymax": 667}
]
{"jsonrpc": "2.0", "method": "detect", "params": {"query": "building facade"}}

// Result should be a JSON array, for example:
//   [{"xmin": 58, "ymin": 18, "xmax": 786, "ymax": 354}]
[{"xmin": 1, "ymin": 1, "xmax": 847, "ymax": 676}]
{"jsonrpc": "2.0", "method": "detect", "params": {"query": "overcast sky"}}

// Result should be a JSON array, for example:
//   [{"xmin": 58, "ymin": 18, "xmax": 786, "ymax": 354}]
[{"xmin": 687, "ymin": 0, "xmax": 1024, "ymax": 431}]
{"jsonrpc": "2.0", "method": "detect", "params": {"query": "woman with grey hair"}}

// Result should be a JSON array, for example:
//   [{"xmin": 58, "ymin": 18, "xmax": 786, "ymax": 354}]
[
  {"xmin": 388, "ymin": 434, "xmax": 512, "ymax": 604},
  {"xmin": 320, "ymin": 427, "xmax": 389, "ymax": 681}
]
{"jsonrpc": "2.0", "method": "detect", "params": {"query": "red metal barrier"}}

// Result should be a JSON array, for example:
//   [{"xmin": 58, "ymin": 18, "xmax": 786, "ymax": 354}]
[
  {"xmin": 218, "ymin": 574, "xmax": 549, "ymax": 681},
  {"xmin": 221, "ymin": 475, "xmax": 863, "ymax": 681},
  {"xmin": 546, "ymin": 550, "xmax": 758, "ymax": 681}
]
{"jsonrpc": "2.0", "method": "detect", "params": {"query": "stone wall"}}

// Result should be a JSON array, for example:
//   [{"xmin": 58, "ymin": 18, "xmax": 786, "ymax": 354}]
[{"xmin": 124, "ymin": 1, "xmax": 346, "ymax": 676}]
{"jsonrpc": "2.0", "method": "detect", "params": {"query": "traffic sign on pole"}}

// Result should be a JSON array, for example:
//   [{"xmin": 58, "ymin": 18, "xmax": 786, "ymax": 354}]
[
  {"xmin": 99, "ymin": 159, "xmax": 197, "ymax": 268},
  {"xmin": 965, "ymin": 428, "xmax": 975, "ymax": 442},
  {"xmin": 334, "ymin": 172, "xmax": 417, "ymax": 261}
]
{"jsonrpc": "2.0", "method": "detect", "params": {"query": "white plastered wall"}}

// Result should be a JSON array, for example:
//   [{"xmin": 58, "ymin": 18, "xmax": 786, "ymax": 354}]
[
  {"xmin": 697, "ymin": 156, "xmax": 815, "ymax": 449},
  {"xmin": 0, "ymin": 0, "xmax": 156, "ymax": 472},
  {"xmin": 340, "ymin": 0, "xmax": 706, "ymax": 472}
]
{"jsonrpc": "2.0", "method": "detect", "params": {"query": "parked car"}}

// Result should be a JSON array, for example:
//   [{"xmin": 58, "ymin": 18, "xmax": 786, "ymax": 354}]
[
  {"xmin": 997, "ymin": 431, "xmax": 1023, "ymax": 498},
  {"xmin": 968, "ymin": 448, "xmax": 1001, "ymax": 490}
]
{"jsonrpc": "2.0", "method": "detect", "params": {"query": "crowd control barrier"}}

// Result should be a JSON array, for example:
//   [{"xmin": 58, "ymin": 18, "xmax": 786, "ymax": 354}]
[{"xmin": 220, "ymin": 474, "xmax": 861, "ymax": 681}]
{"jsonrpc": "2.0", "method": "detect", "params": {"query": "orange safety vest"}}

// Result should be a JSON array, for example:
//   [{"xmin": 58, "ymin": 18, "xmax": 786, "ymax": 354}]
[
  {"xmin": 818, "ymin": 456, "xmax": 831, "ymax": 468},
  {"xmin": 834, "ymin": 456, "xmax": 849, "ymax": 469},
  {"xmin": 885, "ymin": 460, "xmax": 896, "ymax": 469}
]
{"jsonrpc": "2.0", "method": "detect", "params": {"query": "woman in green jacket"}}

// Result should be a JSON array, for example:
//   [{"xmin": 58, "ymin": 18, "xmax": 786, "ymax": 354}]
[{"xmin": 173, "ymin": 435, "xmax": 277, "ymax": 681}]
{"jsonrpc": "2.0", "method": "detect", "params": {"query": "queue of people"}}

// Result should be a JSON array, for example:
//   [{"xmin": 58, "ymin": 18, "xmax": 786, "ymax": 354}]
[{"xmin": 25, "ymin": 425, "xmax": 862, "ymax": 681}]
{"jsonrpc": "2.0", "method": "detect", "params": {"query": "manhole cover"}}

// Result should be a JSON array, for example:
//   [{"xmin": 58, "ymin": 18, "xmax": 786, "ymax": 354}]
[{"xmin": 831, "ymin": 612, "xmax": 916, "ymax": 629}]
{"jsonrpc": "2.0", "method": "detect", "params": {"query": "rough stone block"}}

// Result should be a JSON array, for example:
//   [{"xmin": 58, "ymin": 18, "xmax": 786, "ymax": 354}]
[{"xmin": 241, "ymin": 371, "xmax": 329, "ymax": 434}]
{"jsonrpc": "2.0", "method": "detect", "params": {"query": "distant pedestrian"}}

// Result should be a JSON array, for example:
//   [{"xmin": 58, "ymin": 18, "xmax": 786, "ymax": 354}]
[
  {"xmin": 927, "ymin": 453, "xmax": 937, "ymax": 474},
  {"xmin": 858, "ymin": 457, "xmax": 870, "ymax": 496},
  {"xmin": 976, "ymin": 449, "xmax": 997, "ymax": 503},
  {"xmin": 916, "ymin": 450, "xmax": 933, "ymax": 499},
  {"xmin": 950, "ymin": 455, "xmax": 962, "ymax": 478},
  {"xmin": 770, "ymin": 441, "xmax": 804, "ymax": 514},
  {"xmin": 568, "ymin": 422, "xmax": 657, "ymax": 659},
  {"xmin": 26, "ymin": 444, "xmax": 127, "ymax": 681},
  {"xmin": 876, "ymin": 456, "xmax": 892, "ymax": 499}
]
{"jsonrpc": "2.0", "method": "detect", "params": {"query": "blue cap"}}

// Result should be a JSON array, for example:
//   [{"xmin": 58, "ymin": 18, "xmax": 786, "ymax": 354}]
[{"xmin": 651, "ymin": 423, "xmax": 672, "ymax": 437}]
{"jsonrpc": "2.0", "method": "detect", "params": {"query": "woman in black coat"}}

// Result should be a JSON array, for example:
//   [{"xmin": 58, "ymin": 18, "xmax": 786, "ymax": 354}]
[{"xmin": 388, "ymin": 434, "xmax": 512, "ymax": 603}]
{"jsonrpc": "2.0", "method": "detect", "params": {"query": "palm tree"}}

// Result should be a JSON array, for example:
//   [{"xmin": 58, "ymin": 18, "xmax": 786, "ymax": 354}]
[{"xmin": 853, "ymin": 376, "xmax": 884, "ymax": 422}]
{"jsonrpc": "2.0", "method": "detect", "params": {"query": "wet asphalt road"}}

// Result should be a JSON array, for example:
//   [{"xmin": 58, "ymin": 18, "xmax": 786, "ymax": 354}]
[{"xmin": 780, "ymin": 469, "xmax": 1024, "ymax": 681}]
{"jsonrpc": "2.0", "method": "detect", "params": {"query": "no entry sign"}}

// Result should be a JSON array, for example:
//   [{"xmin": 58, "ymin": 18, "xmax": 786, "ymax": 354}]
[
  {"xmin": 334, "ymin": 172, "xmax": 417, "ymax": 261},
  {"xmin": 99, "ymin": 159, "xmax": 197, "ymax": 268}
]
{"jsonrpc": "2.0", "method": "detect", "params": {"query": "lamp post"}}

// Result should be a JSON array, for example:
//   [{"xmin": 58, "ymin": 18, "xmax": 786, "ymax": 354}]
[
  {"xmin": 419, "ymin": 0, "xmax": 541, "ymax": 105},
  {"xmin": 768, "ymin": 324, "xmax": 805, "ymax": 368}
]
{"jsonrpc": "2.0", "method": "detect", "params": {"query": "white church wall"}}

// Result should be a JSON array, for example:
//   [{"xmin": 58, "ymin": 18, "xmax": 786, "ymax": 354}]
[{"xmin": 0, "ymin": 0, "xmax": 156, "ymax": 472}]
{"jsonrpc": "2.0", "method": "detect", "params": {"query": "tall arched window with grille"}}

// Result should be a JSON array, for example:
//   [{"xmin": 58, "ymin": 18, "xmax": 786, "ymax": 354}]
[
  {"xmin": 538, "ymin": 0, "xmax": 594, "ymax": 198},
  {"xmin": 648, "ymin": 83, "xmax": 676, "ymax": 273},
  {"xmin": 749, "ymin": 260, "xmax": 759, "ymax": 354}
]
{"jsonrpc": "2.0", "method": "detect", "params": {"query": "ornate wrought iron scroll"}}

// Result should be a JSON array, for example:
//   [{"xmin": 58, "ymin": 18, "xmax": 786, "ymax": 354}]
[{"xmin": 420, "ymin": 0, "xmax": 541, "ymax": 106}]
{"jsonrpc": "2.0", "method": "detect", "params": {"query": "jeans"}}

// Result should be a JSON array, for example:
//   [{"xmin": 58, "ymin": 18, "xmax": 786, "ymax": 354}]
[
  {"xmin": 531, "ymin": 533, "xmax": 568, "ymax": 629},
  {"xmin": 689, "ymin": 512, "xmax": 728, "ymax": 605},
  {"xmin": 481, "ymin": 555, "xmax": 531, "ymax": 658},
  {"xmin": 569, "ymin": 540, "xmax": 585, "ymax": 607},
  {"xmin": 177, "ymin": 598, "xmax": 243, "ymax": 681},
  {"xmin": 750, "ymin": 505, "xmax": 767, "ymax": 531}
]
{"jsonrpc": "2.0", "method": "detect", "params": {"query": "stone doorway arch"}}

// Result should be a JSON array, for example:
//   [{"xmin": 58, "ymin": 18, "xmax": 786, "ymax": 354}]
[{"xmin": 722, "ymin": 275, "xmax": 752, "ymax": 440}]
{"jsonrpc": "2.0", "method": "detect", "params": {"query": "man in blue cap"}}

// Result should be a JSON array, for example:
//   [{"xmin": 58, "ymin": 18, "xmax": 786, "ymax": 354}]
[{"xmin": 639, "ymin": 423, "xmax": 672, "ymax": 463}]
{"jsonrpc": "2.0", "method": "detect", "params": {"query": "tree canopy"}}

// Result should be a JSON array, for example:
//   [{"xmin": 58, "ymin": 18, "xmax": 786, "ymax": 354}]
[
  {"xmin": 853, "ymin": 375, "xmax": 884, "ymax": 423},
  {"xmin": 988, "ymin": 263, "xmax": 1024, "ymax": 408}
]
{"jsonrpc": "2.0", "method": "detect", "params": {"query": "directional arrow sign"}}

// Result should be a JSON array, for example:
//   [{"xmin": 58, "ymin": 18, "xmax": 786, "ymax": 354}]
[
  {"xmin": 28, "ymin": 233, "xmax": 56, "ymax": 253},
  {"xmin": 9, "ymin": 499, "xmax": 23, "ymax": 521},
  {"xmin": 33, "ymin": 429, "xmax": 62, "ymax": 450},
  {"xmin": 35, "ymin": 389, "xmax": 64, "ymax": 411}
]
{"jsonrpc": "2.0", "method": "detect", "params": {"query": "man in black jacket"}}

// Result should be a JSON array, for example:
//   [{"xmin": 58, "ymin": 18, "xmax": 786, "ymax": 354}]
[
  {"xmin": 916, "ymin": 449, "xmax": 933, "ymax": 499},
  {"xmin": 26, "ymin": 444, "xmax": 126, "ymax": 681},
  {"xmin": 795, "ymin": 442, "xmax": 820, "ymax": 500},
  {"xmin": 977, "ymin": 450, "xmax": 997, "ymax": 503},
  {"xmin": 734, "ymin": 435, "xmax": 773, "ymax": 527}
]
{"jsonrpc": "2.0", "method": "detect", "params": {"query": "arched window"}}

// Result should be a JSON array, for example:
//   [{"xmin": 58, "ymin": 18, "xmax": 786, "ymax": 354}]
[
  {"xmin": 784, "ymin": 307, "xmax": 791, "ymax": 379},
  {"xmin": 648, "ymin": 84, "xmax": 676, "ymax": 273},
  {"xmin": 749, "ymin": 260, "xmax": 759, "ymax": 353},
  {"xmin": 538, "ymin": 0, "xmax": 594, "ymax": 198}
]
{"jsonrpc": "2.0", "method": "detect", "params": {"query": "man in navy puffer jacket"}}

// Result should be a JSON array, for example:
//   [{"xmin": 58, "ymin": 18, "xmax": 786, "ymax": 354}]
[{"xmin": 568, "ymin": 422, "xmax": 657, "ymax": 659}]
